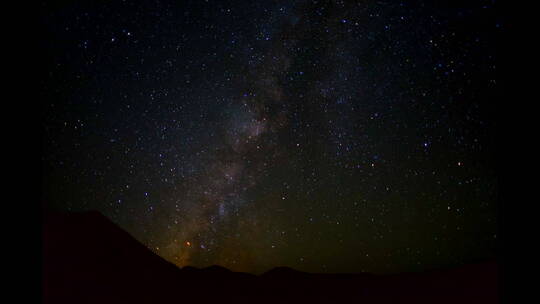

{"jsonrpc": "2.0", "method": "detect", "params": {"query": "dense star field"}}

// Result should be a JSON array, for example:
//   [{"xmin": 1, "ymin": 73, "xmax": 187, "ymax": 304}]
[{"xmin": 41, "ymin": 0, "xmax": 498, "ymax": 275}]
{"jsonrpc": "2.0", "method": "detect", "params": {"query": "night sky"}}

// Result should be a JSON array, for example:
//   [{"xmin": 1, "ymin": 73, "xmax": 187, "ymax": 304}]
[{"xmin": 41, "ymin": 0, "xmax": 498, "ymax": 275}]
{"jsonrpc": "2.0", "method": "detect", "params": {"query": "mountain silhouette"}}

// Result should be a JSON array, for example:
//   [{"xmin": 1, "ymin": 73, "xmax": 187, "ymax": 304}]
[
  {"xmin": 43, "ymin": 211, "xmax": 498, "ymax": 303},
  {"xmin": 43, "ymin": 211, "xmax": 185, "ymax": 303}
]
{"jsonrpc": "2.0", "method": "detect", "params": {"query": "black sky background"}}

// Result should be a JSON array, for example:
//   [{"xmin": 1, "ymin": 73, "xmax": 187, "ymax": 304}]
[{"xmin": 40, "ymin": 0, "xmax": 498, "ymax": 275}]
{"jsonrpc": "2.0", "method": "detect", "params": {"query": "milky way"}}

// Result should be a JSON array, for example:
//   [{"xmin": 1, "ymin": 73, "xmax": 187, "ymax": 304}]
[{"xmin": 41, "ymin": 0, "xmax": 498, "ymax": 274}]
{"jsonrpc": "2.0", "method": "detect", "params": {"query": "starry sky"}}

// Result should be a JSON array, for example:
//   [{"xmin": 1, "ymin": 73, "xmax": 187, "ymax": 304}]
[{"xmin": 41, "ymin": 0, "xmax": 498, "ymax": 275}]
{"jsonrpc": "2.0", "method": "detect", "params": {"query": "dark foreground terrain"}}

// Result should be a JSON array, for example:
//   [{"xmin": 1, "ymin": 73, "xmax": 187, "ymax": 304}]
[{"xmin": 43, "ymin": 211, "xmax": 498, "ymax": 303}]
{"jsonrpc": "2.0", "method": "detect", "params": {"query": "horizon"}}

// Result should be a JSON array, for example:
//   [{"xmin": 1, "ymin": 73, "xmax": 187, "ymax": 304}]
[{"xmin": 43, "ymin": 208, "xmax": 497, "ymax": 276}]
